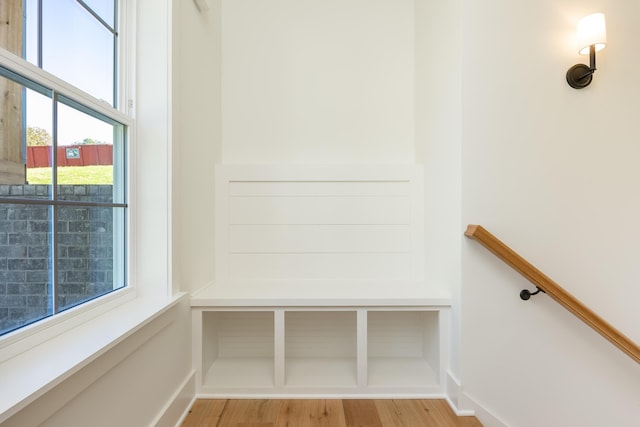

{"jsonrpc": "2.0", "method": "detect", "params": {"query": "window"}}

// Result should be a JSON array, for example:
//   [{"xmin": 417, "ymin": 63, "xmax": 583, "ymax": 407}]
[{"xmin": 0, "ymin": 1, "xmax": 129, "ymax": 336}]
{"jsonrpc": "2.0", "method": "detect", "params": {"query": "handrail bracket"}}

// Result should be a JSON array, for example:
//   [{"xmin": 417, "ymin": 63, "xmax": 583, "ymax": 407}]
[{"xmin": 520, "ymin": 286, "xmax": 545, "ymax": 301}]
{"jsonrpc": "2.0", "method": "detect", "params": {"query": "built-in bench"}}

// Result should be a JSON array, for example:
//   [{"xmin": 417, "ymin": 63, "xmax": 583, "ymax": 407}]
[{"xmin": 191, "ymin": 165, "xmax": 450, "ymax": 397}]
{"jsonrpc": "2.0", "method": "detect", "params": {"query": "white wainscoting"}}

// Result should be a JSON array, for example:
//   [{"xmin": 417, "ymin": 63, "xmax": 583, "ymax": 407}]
[{"xmin": 214, "ymin": 164, "xmax": 425, "ymax": 286}]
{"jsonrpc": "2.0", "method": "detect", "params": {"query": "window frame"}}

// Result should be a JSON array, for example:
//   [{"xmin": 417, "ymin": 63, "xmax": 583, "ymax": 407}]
[{"xmin": 0, "ymin": 0, "xmax": 136, "ymax": 356}]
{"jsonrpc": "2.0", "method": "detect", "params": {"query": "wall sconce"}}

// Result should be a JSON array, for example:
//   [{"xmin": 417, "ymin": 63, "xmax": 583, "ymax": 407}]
[{"xmin": 566, "ymin": 13, "xmax": 607, "ymax": 89}]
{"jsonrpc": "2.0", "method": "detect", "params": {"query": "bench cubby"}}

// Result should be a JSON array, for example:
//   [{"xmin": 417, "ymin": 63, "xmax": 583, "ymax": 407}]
[
  {"xmin": 367, "ymin": 310, "xmax": 440, "ymax": 389},
  {"xmin": 201, "ymin": 311, "xmax": 275, "ymax": 390},
  {"xmin": 192, "ymin": 289, "xmax": 449, "ymax": 397}
]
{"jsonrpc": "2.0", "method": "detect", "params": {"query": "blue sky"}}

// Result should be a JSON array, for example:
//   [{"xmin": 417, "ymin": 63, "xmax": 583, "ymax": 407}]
[{"xmin": 25, "ymin": 0, "xmax": 116, "ymax": 145}]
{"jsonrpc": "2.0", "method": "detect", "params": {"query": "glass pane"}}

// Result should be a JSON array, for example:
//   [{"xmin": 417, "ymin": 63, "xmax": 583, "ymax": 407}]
[
  {"xmin": 26, "ymin": 88, "xmax": 54, "ymax": 192},
  {"xmin": 0, "ymin": 71, "xmax": 54, "ymax": 195},
  {"xmin": 42, "ymin": 0, "xmax": 115, "ymax": 104},
  {"xmin": 26, "ymin": 0, "xmax": 38, "ymax": 64},
  {"xmin": 56, "ymin": 101, "xmax": 124, "ymax": 204},
  {"xmin": 82, "ymin": 0, "xmax": 116, "ymax": 29},
  {"xmin": 57, "ymin": 205, "xmax": 125, "ymax": 311},
  {"xmin": 0, "ymin": 204, "xmax": 53, "ymax": 336}
]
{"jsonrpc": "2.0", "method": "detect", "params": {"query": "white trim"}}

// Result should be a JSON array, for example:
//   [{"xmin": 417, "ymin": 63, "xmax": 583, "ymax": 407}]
[
  {"xmin": 119, "ymin": 0, "xmax": 136, "ymax": 300},
  {"xmin": 0, "ymin": 48, "xmax": 132, "ymax": 126},
  {"xmin": 119, "ymin": 0, "xmax": 137, "ymax": 118},
  {"xmin": 461, "ymin": 392, "xmax": 510, "ymax": 427},
  {"xmin": 446, "ymin": 397, "xmax": 476, "ymax": 418},
  {"xmin": 166, "ymin": 0, "xmax": 175, "ymax": 296},
  {"xmin": 444, "ymin": 370, "xmax": 475, "ymax": 416},
  {"xmin": 191, "ymin": 281, "xmax": 451, "ymax": 307},
  {"xmin": 0, "ymin": 288, "xmax": 134, "ymax": 363},
  {"xmin": 195, "ymin": 392, "xmax": 448, "ymax": 400},
  {"xmin": 175, "ymin": 395, "xmax": 198, "ymax": 427},
  {"xmin": 151, "ymin": 370, "xmax": 196, "ymax": 427},
  {"xmin": 0, "ymin": 293, "xmax": 186, "ymax": 424},
  {"xmin": 445, "ymin": 372, "xmax": 509, "ymax": 425},
  {"xmin": 124, "ymin": 0, "xmax": 138, "ymax": 300}
]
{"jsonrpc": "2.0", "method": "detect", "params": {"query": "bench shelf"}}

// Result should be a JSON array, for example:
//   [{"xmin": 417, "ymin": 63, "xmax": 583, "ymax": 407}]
[{"xmin": 192, "ymin": 286, "xmax": 450, "ymax": 397}]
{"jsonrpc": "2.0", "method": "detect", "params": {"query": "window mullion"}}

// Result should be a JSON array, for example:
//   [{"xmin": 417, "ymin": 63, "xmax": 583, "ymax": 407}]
[
  {"xmin": 75, "ymin": 0, "xmax": 117, "ymax": 35},
  {"xmin": 51, "ymin": 92, "xmax": 59, "ymax": 314},
  {"xmin": 112, "ymin": 30, "xmax": 118, "ymax": 108},
  {"xmin": 37, "ymin": 0, "xmax": 43, "ymax": 68},
  {"xmin": 51, "ymin": 203, "xmax": 59, "ymax": 314}
]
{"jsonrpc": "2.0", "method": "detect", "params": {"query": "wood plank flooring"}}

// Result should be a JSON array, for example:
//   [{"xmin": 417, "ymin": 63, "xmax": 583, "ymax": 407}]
[{"xmin": 181, "ymin": 399, "xmax": 483, "ymax": 427}]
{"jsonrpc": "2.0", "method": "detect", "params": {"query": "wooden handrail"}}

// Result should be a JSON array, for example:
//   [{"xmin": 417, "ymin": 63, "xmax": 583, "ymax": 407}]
[{"xmin": 465, "ymin": 224, "xmax": 640, "ymax": 364}]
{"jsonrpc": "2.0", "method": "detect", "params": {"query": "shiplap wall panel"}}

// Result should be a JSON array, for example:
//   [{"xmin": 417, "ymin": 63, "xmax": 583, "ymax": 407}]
[
  {"xmin": 227, "ymin": 253, "xmax": 412, "ymax": 280},
  {"xmin": 215, "ymin": 165, "xmax": 424, "ymax": 282},
  {"xmin": 229, "ymin": 196, "xmax": 410, "ymax": 225},
  {"xmin": 229, "ymin": 181, "xmax": 410, "ymax": 197},
  {"xmin": 229, "ymin": 225, "xmax": 410, "ymax": 253}
]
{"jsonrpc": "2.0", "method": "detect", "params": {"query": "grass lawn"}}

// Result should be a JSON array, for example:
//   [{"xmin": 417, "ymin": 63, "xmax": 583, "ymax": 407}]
[{"xmin": 27, "ymin": 165, "xmax": 113, "ymax": 185}]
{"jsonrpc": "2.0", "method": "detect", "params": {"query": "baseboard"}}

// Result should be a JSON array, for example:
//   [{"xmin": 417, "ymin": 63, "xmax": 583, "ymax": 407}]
[
  {"xmin": 444, "ymin": 371, "xmax": 509, "ymax": 426},
  {"xmin": 444, "ymin": 371, "xmax": 475, "ymax": 416},
  {"xmin": 459, "ymin": 389, "xmax": 509, "ymax": 427},
  {"xmin": 152, "ymin": 370, "xmax": 196, "ymax": 427},
  {"xmin": 176, "ymin": 394, "xmax": 198, "ymax": 427}
]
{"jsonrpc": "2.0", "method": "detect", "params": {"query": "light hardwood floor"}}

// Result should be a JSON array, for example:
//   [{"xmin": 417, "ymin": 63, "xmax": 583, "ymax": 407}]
[{"xmin": 181, "ymin": 399, "xmax": 483, "ymax": 426}]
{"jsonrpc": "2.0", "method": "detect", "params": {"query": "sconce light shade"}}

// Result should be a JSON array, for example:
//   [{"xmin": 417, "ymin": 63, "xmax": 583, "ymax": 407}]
[
  {"xmin": 566, "ymin": 13, "xmax": 607, "ymax": 89},
  {"xmin": 577, "ymin": 13, "xmax": 607, "ymax": 54}
]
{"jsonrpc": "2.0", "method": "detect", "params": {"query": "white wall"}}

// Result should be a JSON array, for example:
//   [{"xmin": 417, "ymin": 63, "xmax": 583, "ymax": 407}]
[
  {"xmin": 134, "ymin": 0, "xmax": 173, "ymax": 297},
  {"xmin": 175, "ymin": 0, "xmax": 221, "ymax": 295},
  {"xmin": 460, "ymin": 0, "xmax": 640, "ymax": 425},
  {"xmin": 221, "ymin": 0, "xmax": 415, "ymax": 164},
  {"xmin": 414, "ymin": 0, "xmax": 462, "ymax": 384}
]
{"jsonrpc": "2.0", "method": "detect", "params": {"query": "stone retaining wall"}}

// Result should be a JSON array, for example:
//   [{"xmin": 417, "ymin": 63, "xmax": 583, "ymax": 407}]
[{"xmin": 0, "ymin": 185, "xmax": 118, "ymax": 334}]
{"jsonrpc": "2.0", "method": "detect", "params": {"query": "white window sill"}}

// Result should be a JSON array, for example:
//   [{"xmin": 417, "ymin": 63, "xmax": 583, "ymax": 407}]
[{"xmin": 0, "ymin": 292, "xmax": 186, "ymax": 424}]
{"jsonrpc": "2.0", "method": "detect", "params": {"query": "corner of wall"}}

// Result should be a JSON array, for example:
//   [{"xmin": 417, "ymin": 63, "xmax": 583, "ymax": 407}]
[
  {"xmin": 444, "ymin": 370, "xmax": 472, "ymax": 416},
  {"xmin": 445, "ymin": 370, "xmax": 511, "ymax": 427},
  {"xmin": 460, "ymin": 392, "xmax": 510, "ymax": 427}
]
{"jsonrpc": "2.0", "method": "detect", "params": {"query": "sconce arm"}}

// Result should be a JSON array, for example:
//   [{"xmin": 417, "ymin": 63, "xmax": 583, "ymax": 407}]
[{"xmin": 566, "ymin": 44, "xmax": 597, "ymax": 89}]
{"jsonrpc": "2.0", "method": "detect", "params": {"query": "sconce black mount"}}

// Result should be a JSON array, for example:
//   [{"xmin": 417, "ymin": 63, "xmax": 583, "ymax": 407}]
[
  {"xmin": 520, "ymin": 286, "xmax": 545, "ymax": 301},
  {"xmin": 566, "ymin": 44, "xmax": 596, "ymax": 89}
]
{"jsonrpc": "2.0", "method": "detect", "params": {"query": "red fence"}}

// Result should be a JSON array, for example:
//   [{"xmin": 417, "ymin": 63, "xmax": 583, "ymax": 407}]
[{"xmin": 26, "ymin": 145, "xmax": 113, "ymax": 168}]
